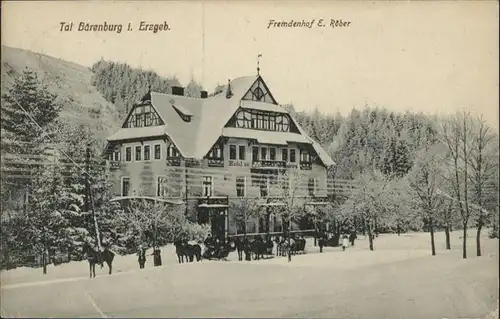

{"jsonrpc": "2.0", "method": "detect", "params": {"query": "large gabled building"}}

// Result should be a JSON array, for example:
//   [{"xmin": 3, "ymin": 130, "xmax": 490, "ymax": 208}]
[{"xmin": 104, "ymin": 74, "xmax": 335, "ymax": 240}]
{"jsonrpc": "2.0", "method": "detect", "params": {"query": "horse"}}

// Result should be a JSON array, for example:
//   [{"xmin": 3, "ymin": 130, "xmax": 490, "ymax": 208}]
[
  {"xmin": 174, "ymin": 240, "xmax": 186, "ymax": 263},
  {"xmin": 174, "ymin": 241, "xmax": 202, "ymax": 263},
  {"xmin": 82, "ymin": 243, "xmax": 115, "ymax": 278}
]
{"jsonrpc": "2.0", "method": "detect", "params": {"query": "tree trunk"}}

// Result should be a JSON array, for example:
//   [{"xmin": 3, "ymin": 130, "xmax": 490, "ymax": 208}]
[
  {"xmin": 362, "ymin": 218, "xmax": 366, "ymax": 237},
  {"xmin": 42, "ymin": 227, "xmax": 47, "ymax": 275},
  {"xmin": 476, "ymin": 222, "xmax": 482, "ymax": 257},
  {"xmin": 397, "ymin": 221, "xmax": 401, "ymax": 236},
  {"xmin": 429, "ymin": 217, "xmax": 436, "ymax": 256},
  {"xmin": 314, "ymin": 222, "xmax": 318, "ymax": 247},
  {"xmin": 42, "ymin": 255, "xmax": 47, "ymax": 275},
  {"xmin": 287, "ymin": 217, "xmax": 292, "ymax": 262},
  {"xmin": 462, "ymin": 223, "xmax": 467, "ymax": 259},
  {"xmin": 367, "ymin": 220, "xmax": 374, "ymax": 251},
  {"xmin": 444, "ymin": 226, "xmax": 451, "ymax": 250}
]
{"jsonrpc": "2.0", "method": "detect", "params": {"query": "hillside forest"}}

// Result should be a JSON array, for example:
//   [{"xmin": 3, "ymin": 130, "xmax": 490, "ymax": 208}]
[{"xmin": 1, "ymin": 51, "xmax": 498, "ymax": 272}]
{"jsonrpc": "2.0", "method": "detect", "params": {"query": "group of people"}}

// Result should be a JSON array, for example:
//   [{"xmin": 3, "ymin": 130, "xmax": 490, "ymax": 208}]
[
  {"xmin": 137, "ymin": 244, "xmax": 162, "ymax": 269},
  {"xmin": 317, "ymin": 230, "xmax": 358, "ymax": 253},
  {"xmin": 135, "ymin": 230, "xmax": 361, "ymax": 268}
]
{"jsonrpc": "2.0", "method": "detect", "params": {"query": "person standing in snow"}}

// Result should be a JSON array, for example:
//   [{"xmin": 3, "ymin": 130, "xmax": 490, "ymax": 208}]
[
  {"xmin": 342, "ymin": 235, "xmax": 349, "ymax": 251},
  {"xmin": 137, "ymin": 244, "xmax": 146, "ymax": 269}
]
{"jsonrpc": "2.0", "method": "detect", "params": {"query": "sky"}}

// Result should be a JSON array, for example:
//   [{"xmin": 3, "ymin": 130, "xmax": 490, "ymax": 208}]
[{"xmin": 2, "ymin": 1, "xmax": 499, "ymax": 129}]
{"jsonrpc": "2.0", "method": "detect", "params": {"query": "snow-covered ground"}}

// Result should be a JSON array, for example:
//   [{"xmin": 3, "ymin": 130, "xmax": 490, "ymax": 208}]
[
  {"xmin": 0, "ymin": 229, "xmax": 496, "ymax": 286},
  {"xmin": 1, "ymin": 230, "xmax": 498, "ymax": 318}
]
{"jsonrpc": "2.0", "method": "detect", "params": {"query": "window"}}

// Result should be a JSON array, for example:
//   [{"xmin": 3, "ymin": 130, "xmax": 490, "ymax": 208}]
[
  {"xmin": 290, "ymin": 149, "xmax": 296, "ymax": 163},
  {"xmin": 157, "ymin": 176, "xmax": 167, "ymax": 197},
  {"xmin": 261, "ymin": 147, "xmax": 267, "ymax": 160},
  {"xmin": 235, "ymin": 109, "xmax": 290, "ymax": 132},
  {"xmin": 270, "ymin": 148, "xmax": 276, "ymax": 161},
  {"xmin": 252, "ymin": 147, "xmax": 259, "ymax": 162},
  {"xmin": 113, "ymin": 151, "xmax": 121, "ymax": 161},
  {"xmin": 202, "ymin": 176, "xmax": 213, "ymax": 197},
  {"xmin": 144, "ymin": 145, "xmax": 151, "ymax": 161},
  {"xmin": 229, "ymin": 145, "xmax": 237, "ymax": 160},
  {"xmin": 236, "ymin": 176, "xmax": 245, "ymax": 197},
  {"xmin": 251, "ymin": 113, "xmax": 258, "ymax": 129},
  {"xmin": 108, "ymin": 153, "xmax": 113, "ymax": 161},
  {"xmin": 121, "ymin": 177, "xmax": 130, "ymax": 196},
  {"xmin": 207, "ymin": 144, "xmax": 222, "ymax": 159},
  {"xmin": 154, "ymin": 144, "xmax": 161, "ymax": 160},
  {"xmin": 308, "ymin": 178, "xmax": 316, "ymax": 196},
  {"xmin": 254, "ymin": 87, "xmax": 264, "ymax": 101},
  {"xmin": 300, "ymin": 150, "xmax": 311, "ymax": 163},
  {"xmin": 135, "ymin": 113, "xmax": 143, "ymax": 127},
  {"xmin": 282, "ymin": 148, "xmax": 288, "ymax": 162},
  {"xmin": 125, "ymin": 147, "xmax": 132, "ymax": 162},
  {"xmin": 282, "ymin": 177, "xmax": 290, "ymax": 196},
  {"xmin": 167, "ymin": 144, "xmax": 179, "ymax": 158},
  {"xmin": 236, "ymin": 111, "xmax": 251, "ymax": 128},
  {"xmin": 282, "ymin": 116, "xmax": 290, "ymax": 131},
  {"xmin": 135, "ymin": 146, "xmax": 142, "ymax": 161},
  {"xmin": 239, "ymin": 145, "xmax": 246, "ymax": 160}
]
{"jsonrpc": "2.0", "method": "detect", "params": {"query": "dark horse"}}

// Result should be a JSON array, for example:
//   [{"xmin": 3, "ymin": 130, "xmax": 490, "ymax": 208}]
[
  {"xmin": 83, "ymin": 243, "xmax": 115, "ymax": 278},
  {"xmin": 174, "ymin": 241, "xmax": 202, "ymax": 263}
]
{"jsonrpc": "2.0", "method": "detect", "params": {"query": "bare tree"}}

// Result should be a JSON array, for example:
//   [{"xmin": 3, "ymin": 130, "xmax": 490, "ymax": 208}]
[
  {"xmin": 340, "ymin": 170, "xmax": 391, "ymax": 251},
  {"xmin": 468, "ymin": 116, "xmax": 498, "ymax": 256},
  {"xmin": 274, "ymin": 168, "xmax": 307, "ymax": 262},
  {"xmin": 441, "ymin": 111, "xmax": 499, "ymax": 258},
  {"xmin": 114, "ymin": 195, "xmax": 188, "ymax": 251},
  {"xmin": 408, "ymin": 144, "xmax": 448, "ymax": 256},
  {"xmin": 441, "ymin": 111, "xmax": 474, "ymax": 259},
  {"xmin": 231, "ymin": 197, "xmax": 261, "ymax": 239}
]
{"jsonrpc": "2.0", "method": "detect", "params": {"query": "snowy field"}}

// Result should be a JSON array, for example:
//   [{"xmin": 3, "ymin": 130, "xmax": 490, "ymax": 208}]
[{"xmin": 1, "ymin": 230, "xmax": 498, "ymax": 318}]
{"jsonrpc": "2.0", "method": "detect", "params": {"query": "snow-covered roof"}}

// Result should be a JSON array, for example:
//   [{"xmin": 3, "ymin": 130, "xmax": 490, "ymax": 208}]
[
  {"xmin": 107, "ymin": 125, "xmax": 168, "ymax": 141},
  {"xmin": 222, "ymin": 127, "xmax": 312, "ymax": 146},
  {"xmin": 106, "ymin": 75, "xmax": 335, "ymax": 167}
]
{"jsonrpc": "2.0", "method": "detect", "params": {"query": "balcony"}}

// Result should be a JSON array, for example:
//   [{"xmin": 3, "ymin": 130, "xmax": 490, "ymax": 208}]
[
  {"xmin": 109, "ymin": 161, "xmax": 121, "ymax": 170},
  {"xmin": 252, "ymin": 160, "xmax": 286, "ymax": 169},
  {"xmin": 185, "ymin": 158, "xmax": 201, "ymax": 167},
  {"xmin": 166, "ymin": 157, "xmax": 181, "ymax": 167},
  {"xmin": 300, "ymin": 162, "xmax": 312, "ymax": 170},
  {"xmin": 208, "ymin": 158, "xmax": 224, "ymax": 167}
]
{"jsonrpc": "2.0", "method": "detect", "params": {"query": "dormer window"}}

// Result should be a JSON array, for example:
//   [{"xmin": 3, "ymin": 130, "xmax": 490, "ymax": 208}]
[{"xmin": 172, "ymin": 104, "xmax": 193, "ymax": 123}]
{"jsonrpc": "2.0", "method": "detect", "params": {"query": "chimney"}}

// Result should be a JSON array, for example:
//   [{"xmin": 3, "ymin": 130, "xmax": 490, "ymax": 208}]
[
  {"xmin": 140, "ymin": 84, "xmax": 151, "ymax": 102},
  {"xmin": 200, "ymin": 90, "xmax": 208, "ymax": 99},
  {"xmin": 172, "ymin": 86, "xmax": 184, "ymax": 96},
  {"xmin": 226, "ymin": 79, "xmax": 233, "ymax": 99}
]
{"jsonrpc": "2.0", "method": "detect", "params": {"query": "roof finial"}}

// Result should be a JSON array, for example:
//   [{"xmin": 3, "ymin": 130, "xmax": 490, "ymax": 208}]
[{"xmin": 257, "ymin": 53, "xmax": 262, "ymax": 75}]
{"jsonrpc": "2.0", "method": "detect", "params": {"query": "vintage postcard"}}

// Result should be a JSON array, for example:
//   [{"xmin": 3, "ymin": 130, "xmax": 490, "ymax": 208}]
[{"xmin": 1, "ymin": 1, "xmax": 498, "ymax": 318}]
